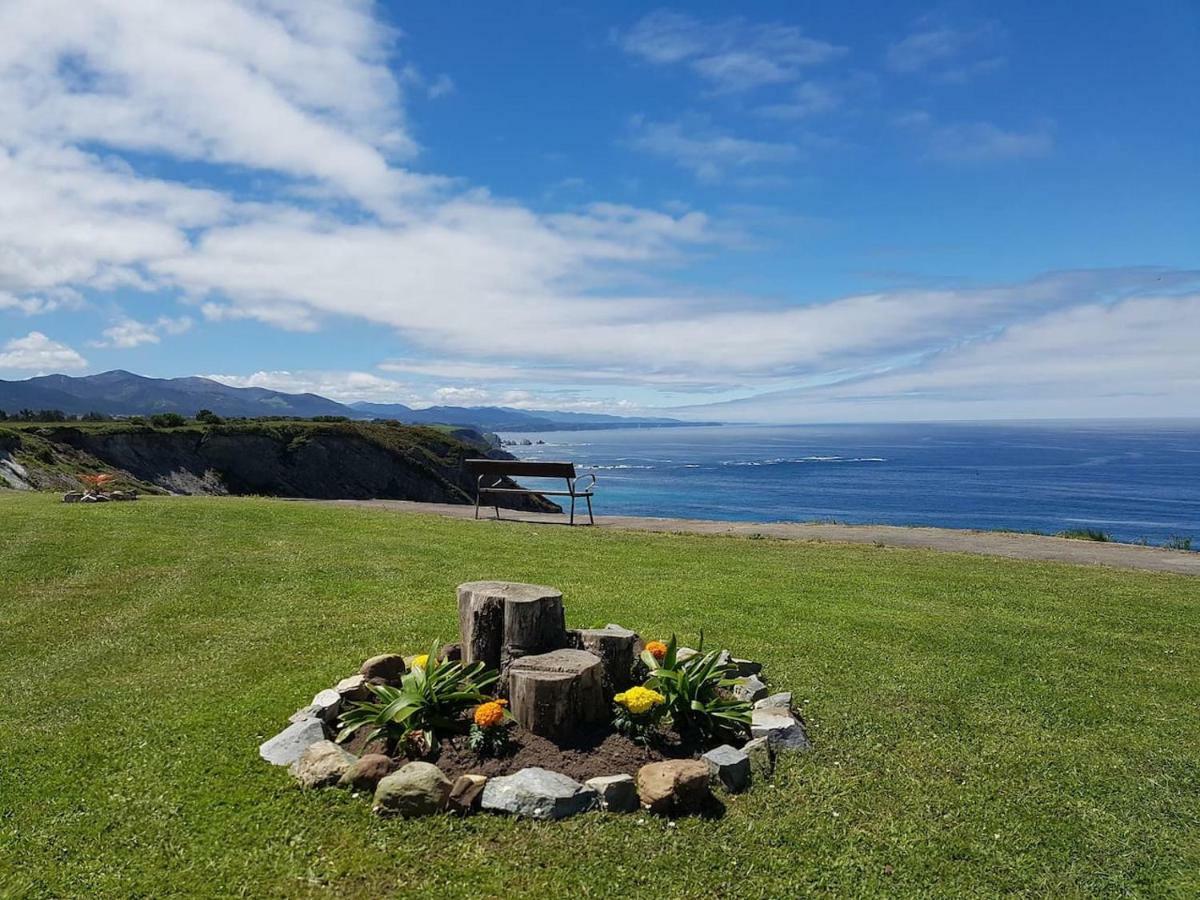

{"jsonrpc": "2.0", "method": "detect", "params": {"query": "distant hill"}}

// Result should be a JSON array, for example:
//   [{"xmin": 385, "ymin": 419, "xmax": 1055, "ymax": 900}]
[{"xmin": 0, "ymin": 370, "xmax": 708, "ymax": 430}]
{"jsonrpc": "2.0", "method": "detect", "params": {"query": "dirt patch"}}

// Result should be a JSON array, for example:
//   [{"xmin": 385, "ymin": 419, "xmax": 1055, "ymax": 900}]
[{"xmin": 346, "ymin": 723, "xmax": 706, "ymax": 782}]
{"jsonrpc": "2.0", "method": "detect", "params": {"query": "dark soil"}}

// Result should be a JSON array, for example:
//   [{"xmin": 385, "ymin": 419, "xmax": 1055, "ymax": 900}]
[{"xmin": 346, "ymin": 723, "xmax": 709, "ymax": 782}]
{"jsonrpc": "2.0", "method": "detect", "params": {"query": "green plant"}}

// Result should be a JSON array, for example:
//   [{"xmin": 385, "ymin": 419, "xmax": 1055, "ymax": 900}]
[
  {"xmin": 1057, "ymin": 528, "xmax": 1111, "ymax": 542},
  {"xmin": 149, "ymin": 412, "xmax": 187, "ymax": 428},
  {"xmin": 612, "ymin": 685, "xmax": 667, "ymax": 745},
  {"xmin": 467, "ymin": 699, "xmax": 513, "ymax": 756},
  {"xmin": 642, "ymin": 635, "xmax": 751, "ymax": 745},
  {"xmin": 336, "ymin": 641, "xmax": 498, "ymax": 753},
  {"xmin": 1165, "ymin": 535, "xmax": 1194, "ymax": 551}
]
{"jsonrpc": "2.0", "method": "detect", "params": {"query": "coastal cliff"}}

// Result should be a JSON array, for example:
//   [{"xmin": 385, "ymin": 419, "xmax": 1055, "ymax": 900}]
[{"xmin": 0, "ymin": 421, "xmax": 557, "ymax": 511}]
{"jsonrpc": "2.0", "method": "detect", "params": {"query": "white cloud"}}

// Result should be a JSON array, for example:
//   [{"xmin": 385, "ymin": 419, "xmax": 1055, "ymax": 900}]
[
  {"xmin": 89, "ymin": 315, "xmax": 193, "ymax": 348},
  {"xmin": 619, "ymin": 10, "xmax": 844, "ymax": 92},
  {"xmin": 0, "ymin": 331, "xmax": 87, "ymax": 371},
  {"xmin": 898, "ymin": 112, "xmax": 1053, "ymax": 162},
  {"xmin": 627, "ymin": 117, "xmax": 798, "ymax": 181},
  {"xmin": 885, "ymin": 21, "xmax": 1003, "ymax": 77},
  {"xmin": 756, "ymin": 81, "xmax": 840, "ymax": 119},
  {"xmin": 207, "ymin": 369, "xmax": 413, "ymax": 404}
]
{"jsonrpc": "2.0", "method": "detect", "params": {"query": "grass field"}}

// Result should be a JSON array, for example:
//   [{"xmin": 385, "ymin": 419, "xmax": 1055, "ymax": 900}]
[{"xmin": 1, "ymin": 492, "xmax": 1197, "ymax": 898}]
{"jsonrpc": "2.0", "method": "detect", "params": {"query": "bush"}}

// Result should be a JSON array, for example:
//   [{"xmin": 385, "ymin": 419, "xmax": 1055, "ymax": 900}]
[
  {"xmin": 1165, "ymin": 535, "xmax": 1194, "ymax": 551},
  {"xmin": 642, "ymin": 635, "xmax": 751, "ymax": 745},
  {"xmin": 195, "ymin": 409, "xmax": 224, "ymax": 425},
  {"xmin": 1057, "ymin": 528, "xmax": 1111, "ymax": 542},
  {"xmin": 336, "ymin": 641, "xmax": 498, "ymax": 753},
  {"xmin": 149, "ymin": 412, "xmax": 187, "ymax": 428}
]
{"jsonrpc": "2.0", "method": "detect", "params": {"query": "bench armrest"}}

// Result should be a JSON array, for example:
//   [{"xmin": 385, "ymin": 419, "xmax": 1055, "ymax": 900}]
[{"xmin": 570, "ymin": 473, "xmax": 597, "ymax": 494}]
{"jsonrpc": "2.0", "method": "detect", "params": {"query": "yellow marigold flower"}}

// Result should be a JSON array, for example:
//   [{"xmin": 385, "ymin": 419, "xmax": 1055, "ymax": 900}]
[
  {"xmin": 646, "ymin": 640, "xmax": 668, "ymax": 661},
  {"xmin": 615, "ymin": 685, "xmax": 664, "ymax": 715},
  {"xmin": 411, "ymin": 654, "xmax": 429, "ymax": 670},
  {"xmin": 474, "ymin": 699, "xmax": 508, "ymax": 728}
]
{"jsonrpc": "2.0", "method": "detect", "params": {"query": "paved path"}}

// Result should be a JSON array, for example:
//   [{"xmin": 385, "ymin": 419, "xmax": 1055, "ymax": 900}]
[{"xmin": 318, "ymin": 499, "xmax": 1200, "ymax": 577}]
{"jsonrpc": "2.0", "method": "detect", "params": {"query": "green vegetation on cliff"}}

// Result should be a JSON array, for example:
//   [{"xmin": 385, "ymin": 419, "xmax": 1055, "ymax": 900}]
[{"xmin": 0, "ymin": 493, "xmax": 1196, "ymax": 897}]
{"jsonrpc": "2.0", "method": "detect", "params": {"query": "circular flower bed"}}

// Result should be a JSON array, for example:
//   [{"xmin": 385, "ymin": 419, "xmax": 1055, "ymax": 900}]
[{"xmin": 259, "ymin": 582, "xmax": 811, "ymax": 820}]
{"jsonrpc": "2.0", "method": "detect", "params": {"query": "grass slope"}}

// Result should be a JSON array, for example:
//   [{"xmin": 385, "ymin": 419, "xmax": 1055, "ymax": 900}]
[{"xmin": 1, "ymin": 493, "xmax": 1196, "ymax": 898}]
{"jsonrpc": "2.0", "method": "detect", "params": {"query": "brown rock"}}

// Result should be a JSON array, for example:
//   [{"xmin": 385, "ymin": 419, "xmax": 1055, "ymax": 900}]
[
  {"xmin": 339, "ymin": 753, "xmax": 394, "ymax": 791},
  {"xmin": 360, "ymin": 653, "xmax": 407, "ymax": 684},
  {"xmin": 636, "ymin": 760, "xmax": 712, "ymax": 816},
  {"xmin": 447, "ymin": 773, "xmax": 488, "ymax": 814},
  {"xmin": 289, "ymin": 740, "xmax": 357, "ymax": 789}
]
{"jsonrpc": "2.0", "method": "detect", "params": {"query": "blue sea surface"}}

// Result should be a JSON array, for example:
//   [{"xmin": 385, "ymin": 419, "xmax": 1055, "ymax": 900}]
[{"xmin": 496, "ymin": 421, "xmax": 1200, "ymax": 545}]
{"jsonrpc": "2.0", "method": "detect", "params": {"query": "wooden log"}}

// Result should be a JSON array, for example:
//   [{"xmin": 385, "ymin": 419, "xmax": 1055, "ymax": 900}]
[
  {"xmin": 507, "ymin": 649, "xmax": 606, "ymax": 740},
  {"xmin": 576, "ymin": 625, "xmax": 643, "ymax": 698},
  {"xmin": 456, "ymin": 581, "xmax": 565, "ymax": 671}
]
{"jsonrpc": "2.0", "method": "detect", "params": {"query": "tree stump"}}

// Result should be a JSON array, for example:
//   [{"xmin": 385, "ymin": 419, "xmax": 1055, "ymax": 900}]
[
  {"xmin": 457, "ymin": 582, "xmax": 566, "ymax": 672},
  {"xmin": 508, "ymin": 649, "xmax": 606, "ymax": 740},
  {"xmin": 576, "ymin": 625, "xmax": 642, "ymax": 698}
]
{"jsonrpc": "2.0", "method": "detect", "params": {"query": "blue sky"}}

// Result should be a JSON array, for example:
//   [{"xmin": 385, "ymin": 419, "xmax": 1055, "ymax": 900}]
[{"xmin": 0, "ymin": 0, "xmax": 1196, "ymax": 420}]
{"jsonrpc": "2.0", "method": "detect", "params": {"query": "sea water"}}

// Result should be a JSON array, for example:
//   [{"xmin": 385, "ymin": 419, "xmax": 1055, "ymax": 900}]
[{"xmin": 496, "ymin": 420, "xmax": 1200, "ymax": 545}]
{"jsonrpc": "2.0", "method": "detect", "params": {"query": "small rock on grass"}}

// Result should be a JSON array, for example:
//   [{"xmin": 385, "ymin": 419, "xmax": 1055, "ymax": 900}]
[
  {"xmin": 585, "ymin": 774, "xmax": 638, "ymax": 812},
  {"xmin": 733, "ymin": 675, "xmax": 769, "ymax": 703},
  {"xmin": 447, "ymin": 774, "xmax": 488, "ymax": 815},
  {"xmin": 701, "ymin": 744, "xmax": 751, "ymax": 793},
  {"xmin": 636, "ymin": 760, "xmax": 711, "ymax": 816},
  {"xmin": 335, "ymin": 674, "xmax": 370, "ymax": 702},
  {"xmin": 754, "ymin": 691, "xmax": 792, "ymax": 711},
  {"xmin": 290, "ymin": 740, "xmax": 357, "ymax": 788},
  {"xmin": 481, "ymin": 767, "xmax": 597, "ymax": 820},
  {"xmin": 339, "ymin": 753, "xmax": 394, "ymax": 791},
  {"xmin": 359, "ymin": 654, "xmax": 406, "ymax": 684},
  {"xmin": 259, "ymin": 718, "xmax": 326, "ymax": 766},
  {"xmin": 374, "ymin": 762, "xmax": 452, "ymax": 817},
  {"xmin": 742, "ymin": 736, "xmax": 774, "ymax": 780},
  {"xmin": 732, "ymin": 658, "xmax": 762, "ymax": 677},
  {"xmin": 750, "ymin": 709, "xmax": 811, "ymax": 751}
]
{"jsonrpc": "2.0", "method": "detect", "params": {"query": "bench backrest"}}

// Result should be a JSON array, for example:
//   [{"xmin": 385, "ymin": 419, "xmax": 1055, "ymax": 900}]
[{"xmin": 466, "ymin": 458, "xmax": 577, "ymax": 479}]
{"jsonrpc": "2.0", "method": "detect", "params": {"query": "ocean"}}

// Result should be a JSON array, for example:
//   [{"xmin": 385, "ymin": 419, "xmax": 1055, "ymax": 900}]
[{"xmin": 496, "ymin": 420, "xmax": 1200, "ymax": 545}]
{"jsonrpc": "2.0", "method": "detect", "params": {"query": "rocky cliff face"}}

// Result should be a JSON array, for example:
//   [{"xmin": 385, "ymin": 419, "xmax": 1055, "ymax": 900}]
[{"xmin": 1, "ymin": 422, "xmax": 558, "ymax": 511}]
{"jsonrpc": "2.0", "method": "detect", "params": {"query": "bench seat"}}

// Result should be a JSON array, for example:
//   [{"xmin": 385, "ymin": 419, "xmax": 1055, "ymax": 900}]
[{"xmin": 466, "ymin": 459, "xmax": 596, "ymax": 525}]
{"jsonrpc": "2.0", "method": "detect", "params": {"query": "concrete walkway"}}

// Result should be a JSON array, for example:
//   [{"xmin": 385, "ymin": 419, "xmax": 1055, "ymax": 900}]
[{"xmin": 320, "ymin": 499, "xmax": 1200, "ymax": 577}]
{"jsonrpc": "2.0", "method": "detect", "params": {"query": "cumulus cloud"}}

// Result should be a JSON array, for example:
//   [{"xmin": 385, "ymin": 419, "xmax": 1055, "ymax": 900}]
[
  {"xmin": 618, "ymin": 10, "xmax": 844, "ymax": 92},
  {"xmin": 0, "ymin": 331, "xmax": 87, "ymax": 371},
  {"xmin": 89, "ymin": 315, "xmax": 192, "ymax": 349},
  {"xmin": 206, "ymin": 369, "xmax": 413, "ymax": 404}
]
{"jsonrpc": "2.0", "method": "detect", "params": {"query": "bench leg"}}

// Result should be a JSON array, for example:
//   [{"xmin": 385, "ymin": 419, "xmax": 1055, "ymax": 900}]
[
  {"xmin": 586, "ymin": 495, "xmax": 593, "ymax": 525},
  {"xmin": 569, "ymin": 495, "xmax": 576, "ymax": 526},
  {"xmin": 474, "ymin": 491, "xmax": 481, "ymax": 519}
]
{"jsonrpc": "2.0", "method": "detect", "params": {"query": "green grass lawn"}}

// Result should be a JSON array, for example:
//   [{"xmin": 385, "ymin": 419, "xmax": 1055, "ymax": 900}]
[{"xmin": 1, "ymin": 493, "xmax": 1197, "ymax": 898}]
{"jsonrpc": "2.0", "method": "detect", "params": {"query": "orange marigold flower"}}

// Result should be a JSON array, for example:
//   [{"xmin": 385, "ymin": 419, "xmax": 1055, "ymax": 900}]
[
  {"xmin": 474, "ymin": 699, "xmax": 507, "ymax": 728},
  {"xmin": 646, "ymin": 640, "xmax": 668, "ymax": 661}
]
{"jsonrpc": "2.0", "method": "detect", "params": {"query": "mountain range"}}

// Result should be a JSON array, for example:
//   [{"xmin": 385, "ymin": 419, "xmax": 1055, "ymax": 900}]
[{"xmin": 0, "ymin": 371, "xmax": 703, "ymax": 431}]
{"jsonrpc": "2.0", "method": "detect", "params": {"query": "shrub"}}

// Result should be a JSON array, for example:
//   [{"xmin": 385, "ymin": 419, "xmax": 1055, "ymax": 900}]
[
  {"xmin": 1165, "ymin": 535, "xmax": 1194, "ymax": 551},
  {"xmin": 149, "ymin": 413, "xmax": 187, "ymax": 428},
  {"xmin": 642, "ymin": 635, "xmax": 751, "ymax": 745},
  {"xmin": 1057, "ymin": 528, "xmax": 1111, "ymax": 542},
  {"xmin": 195, "ymin": 409, "xmax": 224, "ymax": 425},
  {"xmin": 336, "ymin": 640, "xmax": 498, "ymax": 753}
]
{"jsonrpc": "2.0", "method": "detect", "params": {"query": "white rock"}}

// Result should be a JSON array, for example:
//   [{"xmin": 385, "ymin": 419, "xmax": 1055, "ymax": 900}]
[
  {"xmin": 259, "ymin": 718, "xmax": 326, "ymax": 766},
  {"xmin": 750, "ymin": 709, "xmax": 811, "ymax": 751},
  {"xmin": 754, "ymin": 691, "xmax": 792, "ymax": 711},
  {"xmin": 585, "ymin": 774, "xmax": 638, "ymax": 812}
]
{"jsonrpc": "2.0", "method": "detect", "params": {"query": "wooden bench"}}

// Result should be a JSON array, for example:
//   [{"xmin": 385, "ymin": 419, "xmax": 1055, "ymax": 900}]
[{"xmin": 466, "ymin": 459, "xmax": 597, "ymax": 525}]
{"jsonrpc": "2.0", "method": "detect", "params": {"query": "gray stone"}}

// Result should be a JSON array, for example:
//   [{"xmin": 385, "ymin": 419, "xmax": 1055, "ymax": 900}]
[
  {"xmin": 636, "ymin": 760, "xmax": 711, "ymax": 816},
  {"xmin": 288, "ymin": 704, "xmax": 322, "ymax": 724},
  {"xmin": 733, "ymin": 675, "xmax": 769, "ymax": 703},
  {"xmin": 373, "ymin": 762, "xmax": 452, "ymax": 817},
  {"xmin": 289, "ymin": 740, "xmax": 357, "ymax": 788},
  {"xmin": 702, "ymin": 744, "xmax": 751, "ymax": 793},
  {"xmin": 507, "ymin": 649, "xmax": 606, "ymax": 739},
  {"xmin": 481, "ymin": 767, "xmax": 597, "ymax": 820},
  {"xmin": 259, "ymin": 718, "xmax": 326, "ymax": 766},
  {"xmin": 447, "ymin": 774, "xmax": 488, "ymax": 815},
  {"xmin": 62, "ymin": 491, "xmax": 83, "ymax": 503},
  {"xmin": 750, "ymin": 709, "xmax": 812, "ymax": 751},
  {"xmin": 676, "ymin": 646, "xmax": 698, "ymax": 662},
  {"xmin": 585, "ymin": 774, "xmax": 638, "ymax": 812},
  {"xmin": 306, "ymin": 688, "xmax": 342, "ymax": 724},
  {"xmin": 576, "ymin": 625, "xmax": 642, "ymax": 696},
  {"xmin": 732, "ymin": 657, "xmax": 762, "ymax": 677},
  {"xmin": 743, "ymin": 736, "xmax": 774, "ymax": 780},
  {"xmin": 359, "ymin": 653, "xmax": 406, "ymax": 684},
  {"xmin": 335, "ymin": 674, "xmax": 370, "ymax": 702},
  {"xmin": 339, "ymin": 753, "xmax": 394, "ymax": 791},
  {"xmin": 754, "ymin": 691, "xmax": 792, "ymax": 711}
]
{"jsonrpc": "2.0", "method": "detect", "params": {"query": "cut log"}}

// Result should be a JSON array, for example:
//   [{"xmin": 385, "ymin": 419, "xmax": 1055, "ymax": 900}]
[
  {"xmin": 456, "ymin": 581, "xmax": 566, "ymax": 672},
  {"xmin": 576, "ymin": 625, "xmax": 642, "ymax": 697},
  {"xmin": 508, "ymin": 649, "xmax": 606, "ymax": 740}
]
